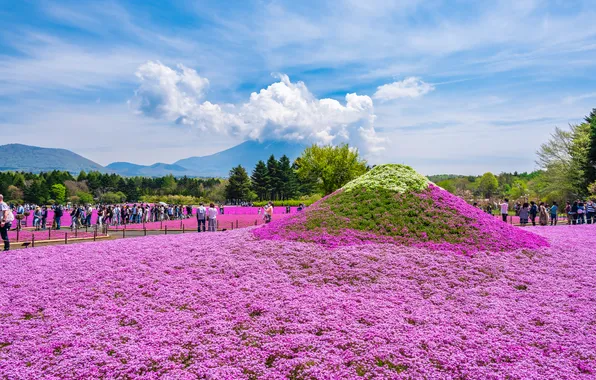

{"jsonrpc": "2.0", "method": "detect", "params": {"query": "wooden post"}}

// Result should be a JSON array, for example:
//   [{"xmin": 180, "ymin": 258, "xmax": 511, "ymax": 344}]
[
  {"xmin": 182, "ymin": 225, "xmax": 185, "ymax": 234},
  {"xmin": 160, "ymin": 220, "xmax": 163, "ymax": 230},
  {"xmin": 165, "ymin": 225, "xmax": 168, "ymax": 235},
  {"xmin": 93, "ymin": 229, "xmax": 96, "ymax": 241},
  {"xmin": 16, "ymin": 228, "xmax": 19, "ymax": 242},
  {"xmin": 75, "ymin": 227, "xmax": 78, "ymax": 238},
  {"xmin": 255, "ymin": 219, "xmax": 257, "ymax": 226},
  {"xmin": 65, "ymin": 233, "xmax": 68, "ymax": 245},
  {"xmin": 236, "ymin": 220, "xmax": 238, "ymax": 229},
  {"xmin": 123, "ymin": 229, "xmax": 125, "ymax": 239},
  {"xmin": 144, "ymin": 228, "xmax": 147, "ymax": 236},
  {"xmin": 231, "ymin": 222, "xmax": 233, "ymax": 230},
  {"xmin": 32, "ymin": 234, "xmax": 35, "ymax": 248},
  {"xmin": 48, "ymin": 227, "xmax": 51, "ymax": 240},
  {"xmin": 180, "ymin": 220, "xmax": 183, "ymax": 229}
]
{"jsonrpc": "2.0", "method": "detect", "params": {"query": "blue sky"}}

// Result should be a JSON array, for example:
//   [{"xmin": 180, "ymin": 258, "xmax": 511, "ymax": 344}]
[{"xmin": 1, "ymin": 0, "xmax": 596, "ymax": 175}]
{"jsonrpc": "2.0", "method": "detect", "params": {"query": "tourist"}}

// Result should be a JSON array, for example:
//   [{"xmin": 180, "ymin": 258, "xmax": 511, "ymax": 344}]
[
  {"xmin": 539, "ymin": 202, "xmax": 549, "ymax": 226},
  {"xmin": 550, "ymin": 202, "xmax": 558, "ymax": 226},
  {"xmin": 587, "ymin": 201, "xmax": 595, "ymax": 225},
  {"xmin": 33, "ymin": 206, "xmax": 42, "ymax": 230},
  {"xmin": 264, "ymin": 202, "xmax": 274, "ymax": 224},
  {"xmin": 570, "ymin": 201, "xmax": 578, "ymax": 225},
  {"xmin": 577, "ymin": 201, "xmax": 585, "ymax": 225},
  {"xmin": 565, "ymin": 202, "xmax": 572, "ymax": 225},
  {"xmin": 207, "ymin": 203, "xmax": 218, "ymax": 232},
  {"xmin": 54, "ymin": 204, "xmax": 63, "ymax": 230},
  {"xmin": 519, "ymin": 203, "xmax": 529, "ymax": 226},
  {"xmin": 500, "ymin": 199, "xmax": 509, "ymax": 223},
  {"xmin": 41, "ymin": 206, "xmax": 48, "ymax": 230},
  {"xmin": 529, "ymin": 201, "xmax": 538, "ymax": 226},
  {"xmin": 197, "ymin": 203, "xmax": 206, "ymax": 232},
  {"xmin": 86, "ymin": 205, "xmax": 93, "ymax": 227},
  {"xmin": 0, "ymin": 194, "xmax": 15, "ymax": 251}
]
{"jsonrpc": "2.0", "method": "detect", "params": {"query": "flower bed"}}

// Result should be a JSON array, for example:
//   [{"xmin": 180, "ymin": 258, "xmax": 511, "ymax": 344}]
[
  {"xmin": 0, "ymin": 226, "xmax": 594, "ymax": 378},
  {"xmin": 254, "ymin": 164, "xmax": 548, "ymax": 254}
]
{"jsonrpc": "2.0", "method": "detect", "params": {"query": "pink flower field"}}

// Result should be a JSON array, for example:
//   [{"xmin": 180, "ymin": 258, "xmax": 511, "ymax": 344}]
[{"xmin": 0, "ymin": 225, "xmax": 594, "ymax": 379}]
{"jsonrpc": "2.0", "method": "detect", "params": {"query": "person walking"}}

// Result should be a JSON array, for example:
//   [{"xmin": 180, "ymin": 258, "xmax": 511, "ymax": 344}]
[
  {"xmin": 539, "ymin": 202, "xmax": 549, "ymax": 226},
  {"xmin": 586, "ymin": 201, "xmax": 595, "ymax": 225},
  {"xmin": 207, "ymin": 203, "xmax": 218, "ymax": 232},
  {"xmin": 565, "ymin": 202, "xmax": 572, "ymax": 225},
  {"xmin": 529, "ymin": 201, "xmax": 538, "ymax": 226},
  {"xmin": 41, "ymin": 206, "xmax": 48, "ymax": 230},
  {"xmin": 550, "ymin": 202, "xmax": 558, "ymax": 226},
  {"xmin": 0, "ymin": 194, "xmax": 15, "ymax": 251},
  {"xmin": 54, "ymin": 204, "xmax": 63, "ymax": 230},
  {"xmin": 519, "ymin": 203, "xmax": 529, "ymax": 226},
  {"xmin": 570, "ymin": 201, "xmax": 578, "ymax": 225},
  {"xmin": 196, "ymin": 203, "xmax": 206, "ymax": 232},
  {"xmin": 500, "ymin": 199, "xmax": 509, "ymax": 223},
  {"xmin": 577, "ymin": 201, "xmax": 586, "ymax": 225}
]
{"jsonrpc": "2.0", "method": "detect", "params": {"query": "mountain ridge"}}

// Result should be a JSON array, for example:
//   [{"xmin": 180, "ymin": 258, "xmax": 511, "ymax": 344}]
[{"xmin": 0, "ymin": 141, "xmax": 308, "ymax": 177}]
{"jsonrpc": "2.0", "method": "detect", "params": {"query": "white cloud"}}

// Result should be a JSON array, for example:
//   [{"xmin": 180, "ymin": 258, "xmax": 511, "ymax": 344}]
[
  {"xmin": 373, "ymin": 77, "xmax": 435, "ymax": 101},
  {"xmin": 134, "ymin": 62, "xmax": 385, "ymax": 153}
]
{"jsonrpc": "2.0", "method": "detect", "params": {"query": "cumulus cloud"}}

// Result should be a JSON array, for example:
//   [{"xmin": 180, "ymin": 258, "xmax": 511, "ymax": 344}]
[
  {"xmin": 134, "ymin": 61, "xmax": 385, "ymax": 153},
  {"xmin": 373, "ymin": 77, "xmax": 434, "ymax": 101}
]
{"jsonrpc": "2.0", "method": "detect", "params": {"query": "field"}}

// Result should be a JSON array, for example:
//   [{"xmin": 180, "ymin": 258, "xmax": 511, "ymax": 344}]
[
  {"xmin": 1, "ymin": 166, "xmax": 594, "ymax": 378},
  {"xmin": 0, "ymin": 225, "xmax": 594, "ymax": 379}
]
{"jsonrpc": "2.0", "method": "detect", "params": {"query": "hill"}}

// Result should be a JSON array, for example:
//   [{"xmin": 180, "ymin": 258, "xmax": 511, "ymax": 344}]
[
  {"xmin": 106, "ymin": 162, "xmax": 192, "ymax": 177},
  {"xmin": 254, "ymin": 164, "xmax": 548, "ymax": 254},
  {"xmin": 173, "ymin": 140, "xmax": 306, "ymax": 177},
  {"xmin": 0, "ymin": 144, "xmax": 106, "ymax": 174}
]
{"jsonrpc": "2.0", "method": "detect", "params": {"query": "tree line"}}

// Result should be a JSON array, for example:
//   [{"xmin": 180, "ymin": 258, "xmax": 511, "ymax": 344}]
[
  {"xmin": 434, "ymin": 108, "xmax": 596, "ymax": 203},
  {"xmin": 0, "ymin": 144, "xmax": 368, "ymax": 205}
]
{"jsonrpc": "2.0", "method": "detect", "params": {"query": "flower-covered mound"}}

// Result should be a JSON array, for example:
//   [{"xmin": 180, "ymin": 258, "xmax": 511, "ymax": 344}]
[
  {"xmin": 0, "ymin": 227, "xmax": 594, "ymax": 378},
  {"xmin": 254, "ymin": 164, "xmax": 548, "ymax": 253}
]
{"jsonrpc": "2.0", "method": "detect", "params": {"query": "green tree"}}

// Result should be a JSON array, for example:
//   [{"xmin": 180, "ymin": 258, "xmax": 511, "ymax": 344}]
[
  {"xmin": 436, "ymin": 180, "xmax": 456, "ymax": 194},
  {"xmin": 536, "ymin": 123, "xmax": 591, "ymax": 200},
  {"xmin": 250, "ymin": 160, "xmax": 269, "ymax": 201},
  {"xmin": 225, "ymin": 165, "xmax": 252, "ymax": 202},
  {"xmin": 278, "ymin": 155, "xmax": 298, "ymax": 200},
  {"xmin": 51, "ymin": 183, "xmax": 67, "ymax": 204},
  {"xmin": 77, "ymin": 191, "xmax": 94, "ymax": 205},
  {"xmin": 266, "ymin": 155, "xmax": 281, "ymax": 200},
  {"xmin": 586, "ymin": 108, "xmax": 596, "ymax": 185},
  {"xmin": 477, "ymin": 172, "xmax": 499, "ymax": 198},
  {"xmin": 77, "ymin": 170, "xmax": 88, "ymax": 182},
  {"xmin": 507, "ymin": 179, "xmax": 528, "ymax": 200},
  {"xmin": 296, "ymin": 144, "xmax": 368, "ymax": 195}
]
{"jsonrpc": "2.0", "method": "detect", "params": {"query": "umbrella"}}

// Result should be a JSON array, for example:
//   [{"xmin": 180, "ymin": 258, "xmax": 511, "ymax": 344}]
[{"xmin": 158, "ymin": 202, "xmax": 168, "ymax": 206}]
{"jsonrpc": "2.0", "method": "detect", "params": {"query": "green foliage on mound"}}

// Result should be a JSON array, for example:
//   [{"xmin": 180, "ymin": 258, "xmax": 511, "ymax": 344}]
[
  {"xmin": 294, "ymin": 186, "xmax": 472, "ymax": 243},
  {"xmin": 342, "ymin": 164, "xmax": 429, "ymax": 194}
]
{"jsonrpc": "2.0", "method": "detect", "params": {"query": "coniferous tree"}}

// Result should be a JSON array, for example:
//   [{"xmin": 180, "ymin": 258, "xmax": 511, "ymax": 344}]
[
  {"xmin": 266, "ymin": 155, "xmax": 280, "ymax": 200},
  {"xmin": 586, "ymin": 108, "xmax": 596, "ymax": 185},
  {"xmin": 278, "ymin": 155, "xmax": 298, "ymax": 200},
  {"xmin": 251, "ymin": 160, "xmax": 269, "ymax": 201},
  {"xmin": 225, "ymin": 165, "xmax": 252, "ymax": 202}
]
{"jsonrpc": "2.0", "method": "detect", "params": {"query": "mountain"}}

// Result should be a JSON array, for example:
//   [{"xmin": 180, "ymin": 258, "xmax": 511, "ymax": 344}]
[
  {"xmin": 106, "ymin": 162, "xmax": 192, "ymax": 177},
  {"xmin": 174, "ymin": 140, "xmax": 307, "ymax": 177},
  {"xmin": 0, "ymin": 140, "xmax": 308, "ymax": 178},
  {"xmin": 0, "ymin": 144, "xmax": 106, "ymax": 174}
]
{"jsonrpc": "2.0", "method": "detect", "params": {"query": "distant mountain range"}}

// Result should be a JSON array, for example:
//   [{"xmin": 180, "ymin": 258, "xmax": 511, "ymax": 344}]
[
  {"xmin": 0, "ymin": 144, "xmax": 105, "ymax": 173},
  {"xmin": 0, "ymin": 141, "xmax": 307, "ymax": 178}
]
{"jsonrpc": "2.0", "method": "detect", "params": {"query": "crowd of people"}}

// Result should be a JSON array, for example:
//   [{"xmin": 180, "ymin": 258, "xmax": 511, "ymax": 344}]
[{"xmin": 496, "ymin": 199, "xmax": 596, "ymax": 226}]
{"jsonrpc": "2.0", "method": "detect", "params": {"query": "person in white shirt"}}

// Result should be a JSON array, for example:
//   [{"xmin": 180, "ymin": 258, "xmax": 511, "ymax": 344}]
[
  {"xmin": 196, "ymin": 203, "xmax": 207, "ymax": 232},
  {"xmin": 207, "ymin": 203, "xmax": 218, "ymax": 232},
  {"xmin": 0, "ymin": 194, "xmax": 15, "ymax": 251},
  {"xmin": 500, "ymin": 198, "xmax": 509, "ymax": 223}
]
